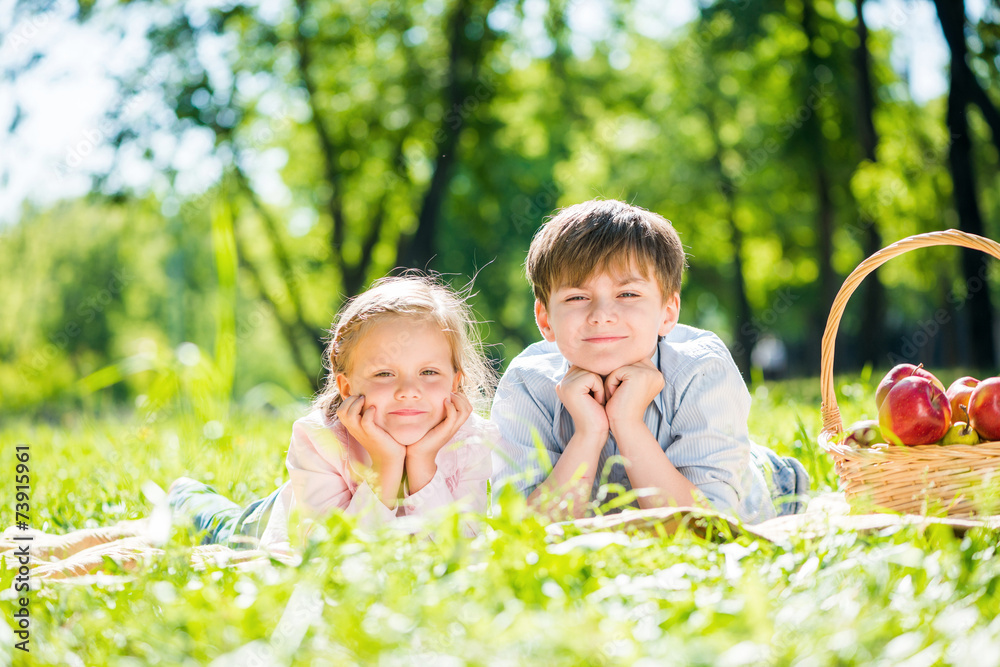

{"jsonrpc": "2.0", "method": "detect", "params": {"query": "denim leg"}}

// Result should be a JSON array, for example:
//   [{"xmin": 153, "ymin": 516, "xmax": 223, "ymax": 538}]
[
  {"xmin": 168, "ymin": 477, "xmax": 283, "ymax": 549},
  {"xmin": 168, "ymin": 477, "xmax": 245, "ymax": 545},
  {"xmin": 750, "ymin": 445, "xmax": 811, "ymax": 516}
]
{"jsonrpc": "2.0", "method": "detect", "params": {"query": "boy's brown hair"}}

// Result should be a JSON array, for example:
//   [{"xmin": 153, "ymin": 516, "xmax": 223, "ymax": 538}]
[{"xmin": 526, "ymin": 199, "xmax": 687, "ymax": 305}]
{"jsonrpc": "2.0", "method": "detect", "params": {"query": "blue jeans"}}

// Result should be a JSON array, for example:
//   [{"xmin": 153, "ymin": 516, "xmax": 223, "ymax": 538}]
[
  {"xmin": 752, "ymin": 446, "xmax": 810, "ymax": 516},
  {"xmin": 167, "ymin": 477, "xmax": 281, "ymax": 549}
]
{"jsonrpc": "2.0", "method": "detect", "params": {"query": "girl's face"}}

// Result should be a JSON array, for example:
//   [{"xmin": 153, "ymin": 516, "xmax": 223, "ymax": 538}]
[{"xmin": 336, "ymin": 316, "xmax": 461, "ymax": 445}]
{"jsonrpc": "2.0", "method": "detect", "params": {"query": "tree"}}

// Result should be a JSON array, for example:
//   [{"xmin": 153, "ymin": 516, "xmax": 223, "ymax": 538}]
[
  {"xmin": 933, "ymin": 0, "xmax": 997, "ymax": 368},
  {"xmin": 852, "ymin": 0, "xmax": 886, "ymax": 367}
]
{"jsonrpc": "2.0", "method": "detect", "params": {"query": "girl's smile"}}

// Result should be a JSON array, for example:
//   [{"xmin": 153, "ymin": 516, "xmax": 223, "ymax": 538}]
[{"xmin": 336, "ymin": 316, "xmax": 461, "ymax": 445}]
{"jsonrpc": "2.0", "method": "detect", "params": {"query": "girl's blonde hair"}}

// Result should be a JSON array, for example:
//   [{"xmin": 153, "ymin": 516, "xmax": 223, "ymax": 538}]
[{"xmin": 313, "ymin": 274, "xmax": 496, "ymax": 424}]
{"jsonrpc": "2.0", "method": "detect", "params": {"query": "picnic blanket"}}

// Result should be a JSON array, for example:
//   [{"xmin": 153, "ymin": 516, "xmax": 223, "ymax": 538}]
[
  {"xmin": 0, "ymin": 520, "xmax": 299, "ymax": 585},
  {"xmin": 6, "ymin": 494, "xmax": 999, "ymax": 585},
  {"xmin": 549, "ymin": 492, "xmax": 1000, "ymax": 544}
]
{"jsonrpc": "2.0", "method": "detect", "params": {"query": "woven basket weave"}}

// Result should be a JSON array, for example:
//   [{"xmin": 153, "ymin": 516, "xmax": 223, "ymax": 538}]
[{"xmin": 818, "ymin": 229, "xmax": 1000, "ymax": 517}]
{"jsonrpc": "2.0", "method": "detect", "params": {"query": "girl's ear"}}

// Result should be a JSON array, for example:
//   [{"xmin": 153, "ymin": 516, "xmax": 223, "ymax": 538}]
[
  {"xmin": 335, "ymin": 373, "xmax": 352, "ymax": 398},
  {"xmin": 452, "ymin": 370, "xmax": 463, "ymax": 393}
]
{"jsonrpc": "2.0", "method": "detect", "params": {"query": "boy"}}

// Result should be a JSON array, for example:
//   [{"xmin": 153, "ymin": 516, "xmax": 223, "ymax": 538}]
[{"xmin": 492, "ymin": 199, "xmax": 808, "ymax": 522}]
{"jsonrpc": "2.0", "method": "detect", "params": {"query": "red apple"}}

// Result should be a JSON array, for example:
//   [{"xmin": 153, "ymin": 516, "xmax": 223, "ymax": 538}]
[
  {"xmin": 946, "ymin": 376, "xmax": 979, "ymax": 425},
  {"xmin": 878, "ymin": 376, "xmax": 952, "ymax": 445},
  {"xmin": 875, "ymin": 364, "xmax": 946, "ymax": 410},
  {"xmin": 968, "ymin": 377, "xmax": 1000, "ymax": 442}
]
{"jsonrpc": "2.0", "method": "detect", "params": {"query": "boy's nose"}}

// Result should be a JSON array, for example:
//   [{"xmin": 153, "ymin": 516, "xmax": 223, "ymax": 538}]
[{"xmin": 588, "ymin": 300, "xmax": 617, "ymax": 324}]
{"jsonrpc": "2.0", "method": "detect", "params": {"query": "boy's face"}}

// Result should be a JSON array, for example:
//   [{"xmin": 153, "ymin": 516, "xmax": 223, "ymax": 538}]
[{"xmin": 534, "ymin": 268, "xmax": 680, "ymax": 376}]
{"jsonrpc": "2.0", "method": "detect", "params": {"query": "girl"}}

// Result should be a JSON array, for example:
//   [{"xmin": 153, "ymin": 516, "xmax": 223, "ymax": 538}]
[{"xmin": 169, "ymin": 275, "xmax": 500, "ymax": 549}]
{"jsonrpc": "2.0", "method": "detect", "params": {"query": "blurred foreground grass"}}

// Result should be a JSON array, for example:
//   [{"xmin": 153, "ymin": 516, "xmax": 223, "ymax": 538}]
[{"xmin": 2, "ymin": 374, "xmax": 1000, "ymax": 665}]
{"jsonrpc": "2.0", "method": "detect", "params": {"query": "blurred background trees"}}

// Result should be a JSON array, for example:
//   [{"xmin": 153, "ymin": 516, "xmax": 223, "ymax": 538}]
[{"xmin": 3, "ymin": 0, "xmax": 1000, "ymax": 413}]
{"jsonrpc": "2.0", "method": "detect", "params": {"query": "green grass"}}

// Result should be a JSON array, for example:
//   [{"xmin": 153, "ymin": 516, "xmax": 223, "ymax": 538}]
[{"xmin": 3, "ymin": 375, "xmax": 1000, "ymax": 666}]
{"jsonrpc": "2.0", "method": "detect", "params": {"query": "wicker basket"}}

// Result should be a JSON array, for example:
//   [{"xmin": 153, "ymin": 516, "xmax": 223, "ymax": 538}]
[{"xmin": 819, "ymin": 229, "xmax": 1000, "ymax": 517}]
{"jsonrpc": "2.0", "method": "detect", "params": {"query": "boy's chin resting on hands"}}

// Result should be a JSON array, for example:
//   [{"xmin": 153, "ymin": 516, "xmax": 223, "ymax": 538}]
[{"xmin": 604, "ymin": 359, "xmax": 665, "ymax": 430}]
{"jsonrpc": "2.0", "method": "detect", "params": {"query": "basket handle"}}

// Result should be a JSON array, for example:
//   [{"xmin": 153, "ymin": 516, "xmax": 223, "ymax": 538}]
[{"xmin": 820, "ymin": 229, "xmax": 1000, "ymax": 439}]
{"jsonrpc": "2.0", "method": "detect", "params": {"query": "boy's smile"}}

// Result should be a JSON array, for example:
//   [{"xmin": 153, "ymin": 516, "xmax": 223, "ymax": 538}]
[{"xmin": 535, "ymin": 269, "xmax": 680, "ymax": 376}]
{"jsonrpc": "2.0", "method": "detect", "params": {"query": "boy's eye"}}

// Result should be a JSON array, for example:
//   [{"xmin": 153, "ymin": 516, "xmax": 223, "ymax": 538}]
[
  {"xmin": 619, "ymin": 292, "xmax": 639, "ymax": 298},
  {"xmin": 565, "ymin": 295, "xmax": 587, "ymax": 302}
]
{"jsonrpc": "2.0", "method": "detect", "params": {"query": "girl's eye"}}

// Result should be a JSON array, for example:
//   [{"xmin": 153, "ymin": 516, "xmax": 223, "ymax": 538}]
[
  {"xmin": 373, "ymin": 371, "xmax": 393, "ymax": 378},
  {"xmin": 421, "ymin": 369, "xmax": 440, "ymax": 376}
]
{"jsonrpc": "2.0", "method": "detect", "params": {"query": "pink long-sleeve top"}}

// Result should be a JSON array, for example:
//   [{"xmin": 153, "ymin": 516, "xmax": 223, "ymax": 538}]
[{"xmin": 260, "ymin": 409, "xmax": 496, "ymax": 546}]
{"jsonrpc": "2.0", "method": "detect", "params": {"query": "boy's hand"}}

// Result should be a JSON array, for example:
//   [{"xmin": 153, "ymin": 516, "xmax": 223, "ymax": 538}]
[
  {"xmin": 337, "ymin": 395, "xmax": 407, "ymax": 471},
  {"xmin": 407, "ymin": 393, "xmax": 473, "ymax": 461},
  {"xmin": 604, "ymin": 359, "xmax": 665, "ymax": 431},
  {"xmin": 556, "ymin": 366, "xmax": 610, "ymax": 439}
]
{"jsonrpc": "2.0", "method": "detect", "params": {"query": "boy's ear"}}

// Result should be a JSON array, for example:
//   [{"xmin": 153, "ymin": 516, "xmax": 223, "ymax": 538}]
[
  {"xmin": 658, "ymin": 292, "xmax": 681, "ymax": 337},
  {"xmin": 335, "ymin": 373, "xmax": 352, "ymax": 399},
  {"xmin": 534, "ymin": 299, "xmax": 557, "ymax": 342}
]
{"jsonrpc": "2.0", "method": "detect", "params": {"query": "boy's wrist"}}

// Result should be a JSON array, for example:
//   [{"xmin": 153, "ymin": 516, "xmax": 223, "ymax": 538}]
[
  {"xmin": 608, "ymin": 418, "xmax": 653, "ymax": 444},
  {"xmin": 567, "ymin": 427, "xmax": 609, "ymax": 452}
]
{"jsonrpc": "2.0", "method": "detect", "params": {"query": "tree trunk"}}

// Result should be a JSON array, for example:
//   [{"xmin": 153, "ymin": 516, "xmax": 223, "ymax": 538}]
[
  {"xmin": 800, "ymin": 0, "xmax": 838, "ymax": 343},
  {"xmin": 703, "ymin": 100, "xmax": 753, "ymax": 379},
  {"xmin": 934, "ymin": 0, "xmax": 997, "ymax": 368},
  {"xmin": 854, "ymin": 0, "xmax": 886, "ymax": 367},
  {"xmin": 397, "ymin": 0, "xmax": 493, "ymax": 269},
  {"xmin": 728, "ymin": 202, "xmax": 754, "ymax": 379}
]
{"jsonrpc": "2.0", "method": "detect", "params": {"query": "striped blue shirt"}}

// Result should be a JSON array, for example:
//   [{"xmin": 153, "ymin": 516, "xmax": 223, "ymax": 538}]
[{"xmin": 491, "ymin": 323, "xmax": 777, "ymax": 524}]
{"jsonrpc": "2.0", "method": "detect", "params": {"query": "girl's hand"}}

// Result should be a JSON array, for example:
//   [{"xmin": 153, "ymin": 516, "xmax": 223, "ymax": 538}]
[
  {"xmin": 405, "ymin": 393, "xmax": 473, "ymax": 494},
  {"xmin": 407, "ymin": 392, "xmax": 473, "ymax": 460},
  {"xmin": 337, "ymin": 395, "xmax": 406, "ymax": 472}
]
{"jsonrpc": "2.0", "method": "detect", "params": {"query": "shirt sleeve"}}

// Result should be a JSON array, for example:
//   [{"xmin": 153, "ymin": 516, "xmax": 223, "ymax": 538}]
[
  {"xmin": 285, "ymin": 416, "xmax": 398, "ymax": 524},
  {"xmin": 490, "ymin": 365, "xmax": 564, "ymax": 497},
  {"xmin": 402, "ymin": 424, "xmax": 495, "ymax": 517},
  {"xmin": 664, "ymin": 356, "xmax": 755, "ymax": 516}
]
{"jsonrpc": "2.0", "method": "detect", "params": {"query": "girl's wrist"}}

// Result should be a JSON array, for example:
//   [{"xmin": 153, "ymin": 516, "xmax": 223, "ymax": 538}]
[
  {"xmin": 404, "ymin": 444, "xmax": 440, "ymax": 470},
  {"xmin": 368, "ymin": 448, "xmax": 405, "ymax": 477}
]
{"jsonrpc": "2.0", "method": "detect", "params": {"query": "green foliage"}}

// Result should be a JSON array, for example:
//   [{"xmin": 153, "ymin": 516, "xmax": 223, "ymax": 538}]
[
  {"xmin": 5, "ymin": 1, "xmax": 1000, "ymax": 406},
  {"xmin": 3, "ymin": 378, "xmax": 1000, "ymax": 664}
]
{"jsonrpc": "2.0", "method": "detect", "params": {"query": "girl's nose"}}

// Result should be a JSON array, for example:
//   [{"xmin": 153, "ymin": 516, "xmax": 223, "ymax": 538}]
[{"xmin": 395, "ymin": 376, "xmax": 421, "ymax": 399}]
